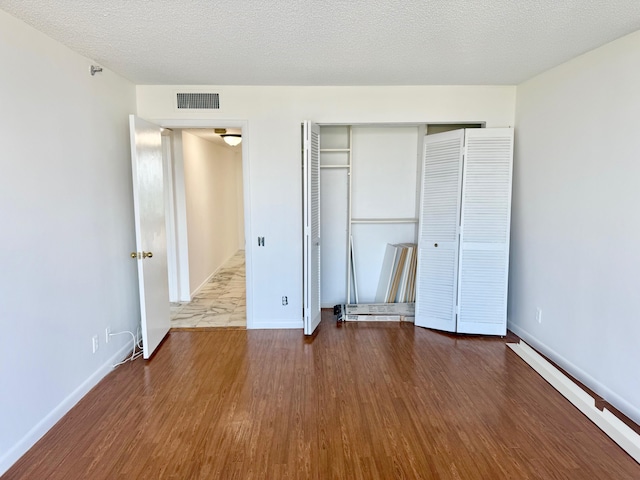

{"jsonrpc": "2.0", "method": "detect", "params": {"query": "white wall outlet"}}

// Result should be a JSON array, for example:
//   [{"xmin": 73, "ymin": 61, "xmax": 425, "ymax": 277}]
[
  {"xmin": 92, "ymin": 334, "xmax": 99, "ymax": 353},
  {"xmin": 105, "ymin": 327, "xmax": 111, "ymax": 343},
  {"xmin": 536, "ymin": 308, "xmax": 542, "ymax": 324}
]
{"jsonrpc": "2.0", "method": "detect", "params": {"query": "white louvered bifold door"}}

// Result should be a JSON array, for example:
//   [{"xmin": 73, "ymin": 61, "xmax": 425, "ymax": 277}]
[
  {"xmin": 303, "ymin": 121, "xmax": 322, "ymax": 335},
  {"xmin": 456, "ymin": 128, "xmax": 513, "ymax": 335},
  {"xmin": 415, "ymin": 130, "xmax": 464, "ymax": 332}
]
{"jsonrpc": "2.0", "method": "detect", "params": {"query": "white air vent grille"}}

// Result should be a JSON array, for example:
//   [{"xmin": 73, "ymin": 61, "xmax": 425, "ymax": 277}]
[{"xmin": 176, "ymin": 93, "xmax": 220, "ymax": 109}]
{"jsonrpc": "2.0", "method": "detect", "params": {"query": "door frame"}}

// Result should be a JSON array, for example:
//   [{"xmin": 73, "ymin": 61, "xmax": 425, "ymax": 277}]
[{"xmin": 150, "ymin": 118, "xmax": 253, "ymax": 329}]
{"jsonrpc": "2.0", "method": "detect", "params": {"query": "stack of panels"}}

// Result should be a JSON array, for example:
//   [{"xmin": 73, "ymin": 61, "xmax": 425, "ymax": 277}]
[
  {"xmin": 338, "ymin": 303, "xmax": 415, "ymax": 322},
  {"xmin": 375, "ymin": 243, "xmax": 418, "ymax": 304}
]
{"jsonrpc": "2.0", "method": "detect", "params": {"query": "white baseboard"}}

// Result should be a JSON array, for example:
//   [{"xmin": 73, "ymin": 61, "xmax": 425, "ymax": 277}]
[
  {"xmin": 0, "ymin": 341, "xmax": 133, "ymax": 476},
  {"xmin": 250, "ymin": 319, "xmax": 303, "ymax": 330},
  {"xmin": 507, "ymin": 340, "xmax": 640, "ymax": 464},
  {"xmin": 508, "ymin": 322, "xmax": 640, "ymax": 425}
]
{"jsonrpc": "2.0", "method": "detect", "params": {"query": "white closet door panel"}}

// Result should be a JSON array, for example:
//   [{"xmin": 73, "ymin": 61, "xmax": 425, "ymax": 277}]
[
  {"xmin": 457, "ymin": 128, "xmax": 513, "ymax": 335},
  {"xmin": 303, "ymin": 121, "xmax": 321, "ymax": 335},
  {"xmin": 416, "ymin": 243, "xmax": 458, "ymax": 329},
  {"xmin": 457, "ymin": 248, "xmax": 508, "ymax": 335},
  {"xmin": 415, "ymin": 130, "xmax": 464, "ymax": 332}
]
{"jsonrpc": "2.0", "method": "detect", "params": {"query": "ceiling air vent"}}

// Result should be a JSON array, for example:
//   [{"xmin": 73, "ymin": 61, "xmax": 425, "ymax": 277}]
[{"xmin": 176, "ymin": 93, "xmax": 220, "ymax": 109}]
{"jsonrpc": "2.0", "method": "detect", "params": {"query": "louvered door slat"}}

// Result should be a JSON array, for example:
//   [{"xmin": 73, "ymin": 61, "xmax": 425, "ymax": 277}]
[
  {"xmin": 457, "ymin": 129, "xmax": 514, "ymax": 335},
  {"xmin": 415, "ymin": 130, "xmax": 464, "ymax": 332},
  {"xmin": 303, "ymin": 121, "xmax": 321, "ymax": 335},
  {"xmin": 310, "ymin": 128, "xmax": 321, "ymax": 327}
]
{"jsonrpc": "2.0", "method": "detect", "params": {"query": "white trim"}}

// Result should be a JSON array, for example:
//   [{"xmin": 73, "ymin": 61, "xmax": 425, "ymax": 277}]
[
  {"xmin": 252, "ymin": 319, "xmax": 304, "ymax": 330},
  {"xmin": 507, "ymin": 340, "xmax": 640, "ymax": 464},
  {"xmin": 168, "ymin": 131, "xmax": 191, "ymax": 302},
  {"xmin": 0, "ymin": 342, "xmax": 133, "ymax": 476},
  {"xmin": 509, "ymin": 323, "xmax": 640, "ymax": 426},
  {"xmin": 162, "ymin": 133, "xmax": 179, "ymax": 302},
  {"xmin": 149, "ymin": 118, "xmax": 253, "ymax": 330}
]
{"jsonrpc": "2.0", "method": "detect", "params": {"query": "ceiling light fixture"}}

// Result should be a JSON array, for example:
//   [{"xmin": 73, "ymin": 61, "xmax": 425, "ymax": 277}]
[{"xmin": 221, "ymin": 134, "xmax": 242, "ymax": 147}]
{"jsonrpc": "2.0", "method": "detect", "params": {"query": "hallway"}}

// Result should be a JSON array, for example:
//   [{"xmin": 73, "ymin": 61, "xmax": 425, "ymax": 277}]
[{"xmin": 170, "ymin": 250, "xmax": 246, "ymax": 328}]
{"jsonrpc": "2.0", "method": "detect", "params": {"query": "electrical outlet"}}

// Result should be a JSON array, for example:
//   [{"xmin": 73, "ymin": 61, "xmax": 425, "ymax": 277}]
[
  {"xmin": 105, "ymin": 327, "xmax": 111, "ymax": 343},
  {"xmin": 282, "ymin": 296, "xmax": 288, "ymax": 306},
  {"xmin": 536, "ymin": 308, "xmax": 542, "ymax": 324},
  {"xmin": 92, "ymin": 335, "xmax": 99, "ymax": 353}
]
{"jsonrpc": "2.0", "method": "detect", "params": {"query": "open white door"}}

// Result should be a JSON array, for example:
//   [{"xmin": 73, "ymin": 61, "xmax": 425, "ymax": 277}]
[
  {"xmin": 129, "ymin": 115, "xmax": 170, "ymax": 358},
  {"xmin": 303, "ymin": 121, "xmax": 321, "ymax": 335},
  {"xmin": 456, "ymin": 128, "xmax": 513, "ymax": 335},
  {"xmin": 415, "ymin": 130, "xmax": 464, "ymax": 332}
]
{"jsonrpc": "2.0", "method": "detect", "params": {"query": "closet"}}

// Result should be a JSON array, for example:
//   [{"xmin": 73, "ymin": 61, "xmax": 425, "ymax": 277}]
[{"xmin": 302, "ymin": 123, "xmax": 513, "ymax": 336}]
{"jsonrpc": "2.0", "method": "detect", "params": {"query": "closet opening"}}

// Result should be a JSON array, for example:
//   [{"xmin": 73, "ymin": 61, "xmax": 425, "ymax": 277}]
[{"xmin": 303, "ymin": 121, "xmax": 514, "ymax": 336}]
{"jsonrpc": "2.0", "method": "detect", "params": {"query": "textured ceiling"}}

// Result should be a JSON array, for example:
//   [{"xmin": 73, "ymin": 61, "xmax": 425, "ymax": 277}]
[{"xmin": 2, "ymin": 1, "xmax": 640, "ymax": 85}]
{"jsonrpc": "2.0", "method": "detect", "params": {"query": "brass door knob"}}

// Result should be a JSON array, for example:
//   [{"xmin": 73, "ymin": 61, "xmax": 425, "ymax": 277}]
[
  {"xmin": 143, "ymin": 251, "xmax": 153, "ymax": 258},
  {"xmin": 130, "ymin": 252, "xmax": 138, "ymax": 259}
]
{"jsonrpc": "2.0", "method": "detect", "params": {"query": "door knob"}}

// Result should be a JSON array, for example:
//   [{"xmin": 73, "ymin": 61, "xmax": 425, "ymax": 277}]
[
  {"xmin": 143, "ymin": 251, "xmax": 153, "ymax": 258},
  {"xmin": 130, "ymin": 252, "xmax": 138, "ymax": 259}
]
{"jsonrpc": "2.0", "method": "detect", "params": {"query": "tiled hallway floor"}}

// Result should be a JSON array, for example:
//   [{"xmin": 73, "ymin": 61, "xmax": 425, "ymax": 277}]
[{"xmin": 170, "ymin": 250, "xmax": 246, "ymax": 328}]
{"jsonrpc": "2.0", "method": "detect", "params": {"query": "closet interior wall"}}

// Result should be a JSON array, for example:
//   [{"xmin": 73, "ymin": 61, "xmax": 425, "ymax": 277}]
[
  {"xmin": 319, "ymin": 123, "xmax": 485, "ymax": 309},
  {"xmin": 319, "ymin": 125, "xmax": 421, "ymax": 307}
]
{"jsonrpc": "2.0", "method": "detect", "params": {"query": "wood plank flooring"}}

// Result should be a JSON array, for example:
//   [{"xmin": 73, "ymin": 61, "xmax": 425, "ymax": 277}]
[{"xmin": 4, "ymin": 313, "xmax": 639, "ymax": 479}]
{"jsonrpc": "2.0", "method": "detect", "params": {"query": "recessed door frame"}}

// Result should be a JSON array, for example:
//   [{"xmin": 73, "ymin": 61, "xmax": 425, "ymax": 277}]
[{"xmin": 150, "ymin": 118, "xmax": 253, "ymax": 329}]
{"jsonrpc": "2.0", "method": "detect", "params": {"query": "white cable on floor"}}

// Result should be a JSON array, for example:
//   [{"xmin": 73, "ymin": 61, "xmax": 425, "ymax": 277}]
[{"xmin": 109, "ymin": 330, "xmax": 144, "ymax": 367}]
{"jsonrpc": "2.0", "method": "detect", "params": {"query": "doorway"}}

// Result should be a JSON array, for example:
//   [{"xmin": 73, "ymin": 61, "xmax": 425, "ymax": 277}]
[{"xmin": 162, "ymin": 125, "xmax": 249, "ymax": 328}]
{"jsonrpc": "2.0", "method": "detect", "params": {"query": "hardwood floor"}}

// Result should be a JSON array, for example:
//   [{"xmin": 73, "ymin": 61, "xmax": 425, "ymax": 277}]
[{"xmin": 4, "ymin": 312, "xmax": 639, "ymax": 479}]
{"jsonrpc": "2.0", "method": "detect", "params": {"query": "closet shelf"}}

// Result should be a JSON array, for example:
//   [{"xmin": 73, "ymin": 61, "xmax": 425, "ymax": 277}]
[
  {"xmin": 320, "ymin": 164, "xmax": 350, "ymax": 169},
  {"xmin": 320, "ymin": 148, "xmax": 351, "ymax": 153}
]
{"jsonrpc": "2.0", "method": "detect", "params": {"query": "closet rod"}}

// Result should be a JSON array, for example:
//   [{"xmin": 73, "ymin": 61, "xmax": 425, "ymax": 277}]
[{"xmin": 351, "ymin": 218, "xmax": 418, "ymax": 224}]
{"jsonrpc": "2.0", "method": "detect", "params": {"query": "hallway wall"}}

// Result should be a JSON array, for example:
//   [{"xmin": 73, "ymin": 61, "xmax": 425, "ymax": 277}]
[{"xmin": 182, "ymin": 132, "xmax": 244, "ymax": 294}]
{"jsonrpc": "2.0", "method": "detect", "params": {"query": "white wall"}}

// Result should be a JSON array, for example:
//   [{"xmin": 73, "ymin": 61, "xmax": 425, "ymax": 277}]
[
  {"xmin": 0, "ymin": 9, "xmax": 138, "ymax": 475},
  {"xmin": 510, "ymin": 31, "xmax": 640, "ymax": 424},
  {"xmin": 182, "ymin": 132, "xmax": 243, "ymax": 294},
  {"xmin": 351, "ymin": 126, "xmax": 420, "ymax": 303},
  {"xmin": 235, "ymin": 150, "xmax": 245, "ymax": 250},
  {"xmin": 137, "ymin": 85, "xmax": 516, "ymax": 328}
]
